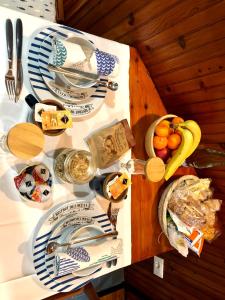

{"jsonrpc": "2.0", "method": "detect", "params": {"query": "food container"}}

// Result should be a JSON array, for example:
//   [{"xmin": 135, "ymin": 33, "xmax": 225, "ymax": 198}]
[
  {"xmin": 145, "ymin": 114, "xmax": 177, "ymax": 157},
  {"xmin": 35, "ymin": 99, "xmax": 66, "ymax": 136},
  {"xmin": 103, "ymin": 172, "xmax": 128, "ymax": 202},
  {"xmin": 14, "ymin": 162, "xmax": 53, "ymax": 209},
  {"xmin": 158, "ymin": 175, "xmax": 199, "ymax": 237},
  {"xmin": 54, "ymin": 148, "xmax": 97, "ymax": 184},
  {"xmin": 25, "ymin": 94, "xmax": 67, "ymax": 136}
]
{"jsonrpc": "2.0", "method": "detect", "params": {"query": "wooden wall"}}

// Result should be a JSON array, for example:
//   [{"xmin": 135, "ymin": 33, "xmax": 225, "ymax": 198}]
[
  {"xmin": 62, "ymin": 2, "xmax": 225, "ymax": 298},
  {"xmin": 125, "ymin": 233, "xmax": 225, "ymax": 300},
  {"xmin": 63, "ymin": 0, "xmax": 225, "ymax": 198}
]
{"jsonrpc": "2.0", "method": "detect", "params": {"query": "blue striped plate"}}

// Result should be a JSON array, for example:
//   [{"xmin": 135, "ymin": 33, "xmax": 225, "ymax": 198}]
[
  {"xmin": 33, "ymin": 198, "xmax": 113, "ymax": 292},
  {"xmin": 28, "ymin": 25, "xmax": 107, "ymax": 118}
]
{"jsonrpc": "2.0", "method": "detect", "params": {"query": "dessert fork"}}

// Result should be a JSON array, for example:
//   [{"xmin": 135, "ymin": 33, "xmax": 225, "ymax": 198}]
[{"xmin": 5, "ymin": 19, "xmax": 16, "ymax": 102}]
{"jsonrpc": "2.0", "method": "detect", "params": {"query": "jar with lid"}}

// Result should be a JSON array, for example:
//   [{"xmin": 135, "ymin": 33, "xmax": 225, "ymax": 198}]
[{"xmin": 54, "ymin": 148, "xmax": 97, "ymax": 184}]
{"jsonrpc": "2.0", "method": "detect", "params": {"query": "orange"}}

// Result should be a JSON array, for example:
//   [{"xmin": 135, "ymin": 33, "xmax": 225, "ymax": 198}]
[
  {"xmin": 167, "ymin": 133, "xmax": 181, "ymax": 150},
  {"xmin": 175, "ymin": 129, "xmax": 182, "ymax": 136},
  {"xmin": 153, "ymin": 136, "xmax": 168, "ymax": 150},
  {"xmin": 159, "ymin": 120, "xmax": 170, "ymax": 128},
  {"xmin": 172, "ymin": 117, "xmax": 184, "ymax": 125},
  {"xmin": 155, "ymin": 125, "xmax": 170, "ymax": 137}
]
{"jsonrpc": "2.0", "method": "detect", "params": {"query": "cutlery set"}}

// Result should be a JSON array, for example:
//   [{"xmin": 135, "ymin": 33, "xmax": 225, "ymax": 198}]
[
  {"xmin": 48, "ymin": 64, "xmax": 119, "ymax": 91},
  {"xmin": 5, "ymin": 19, "xmax": 23, "ymax": 102}
]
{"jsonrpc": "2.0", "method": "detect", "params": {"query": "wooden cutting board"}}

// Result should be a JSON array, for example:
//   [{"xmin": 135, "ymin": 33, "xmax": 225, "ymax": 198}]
[{"xmin": 7, "ymin": 123, "xmax": 45, "ymax": 159}]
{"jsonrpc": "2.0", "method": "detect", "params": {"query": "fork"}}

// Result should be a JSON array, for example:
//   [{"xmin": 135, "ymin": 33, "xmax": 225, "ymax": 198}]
[
  {"xmin": 5, "ymin": 19, "xmax": 16, "ymax": 102},
  {"xmin": 107, "ymin": 202, "xmax": 120, "ymax": 267}
]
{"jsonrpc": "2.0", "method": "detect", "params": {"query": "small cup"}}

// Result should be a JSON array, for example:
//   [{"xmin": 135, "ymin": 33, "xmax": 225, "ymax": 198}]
[
  {"xmin": 14, "ymin": 163, "xmax": 53, "ymax": 209},
  {"xmin": 103, "ymin": 172, "xmax": 128, "ymax": 202},
  {"xmin": 25, "ymin": 94, "xmax": 66, "ymax": 136}
]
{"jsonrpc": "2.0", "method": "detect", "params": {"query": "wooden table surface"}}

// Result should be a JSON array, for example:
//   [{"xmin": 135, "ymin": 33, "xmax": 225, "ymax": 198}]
[{"xmin": 129, "ymin": 48, "xmax": 194, "ymax": 263}]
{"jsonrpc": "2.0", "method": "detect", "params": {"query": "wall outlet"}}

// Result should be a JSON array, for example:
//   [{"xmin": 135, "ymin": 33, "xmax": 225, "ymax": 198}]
[{"xmin": 153, "ymin": 256, "xmax": 164, "ymax": 278}]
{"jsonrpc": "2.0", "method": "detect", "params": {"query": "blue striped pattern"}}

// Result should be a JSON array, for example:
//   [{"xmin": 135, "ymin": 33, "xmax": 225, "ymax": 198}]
[
  {"xmin": 33, "ymin": 210, "xmax": 112, "ymax": 293},
  {"xmin": 27, "ymin": 25, "xmax": 108, "ymax": 118}
]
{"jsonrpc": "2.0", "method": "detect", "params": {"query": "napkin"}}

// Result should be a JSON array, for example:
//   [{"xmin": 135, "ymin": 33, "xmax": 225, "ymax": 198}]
[
  {"xmin": 55, "ymin": 238, "xmax": 122, "ymax": 276},
  {"xmin": 52, "ymin": 38, "xmax": 119, "ymax": 78}
]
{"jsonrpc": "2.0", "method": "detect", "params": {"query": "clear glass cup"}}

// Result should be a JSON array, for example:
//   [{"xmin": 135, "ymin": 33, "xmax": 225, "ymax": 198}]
[
  {"xmin": 54, "ymin": 148, "xmax": 97, "ymax": 184},
  {"xmin": 120, "ymin": 157, "xmax": 165, "ymax": 182},
  {"xmin": 120, "ymin": 159, "xmax": 146, "ymax": 175}
]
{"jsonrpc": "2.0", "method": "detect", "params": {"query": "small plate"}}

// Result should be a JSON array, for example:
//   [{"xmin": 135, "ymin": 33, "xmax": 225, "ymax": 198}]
[{"xmin": 33, "ymin": 196, "xmax": 113, "ymax": 292}]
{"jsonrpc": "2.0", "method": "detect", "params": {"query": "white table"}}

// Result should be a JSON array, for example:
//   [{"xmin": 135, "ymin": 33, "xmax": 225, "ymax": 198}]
[{"xmin": 0, "ymin": 7, "xmax": 131, "ymax": 300}]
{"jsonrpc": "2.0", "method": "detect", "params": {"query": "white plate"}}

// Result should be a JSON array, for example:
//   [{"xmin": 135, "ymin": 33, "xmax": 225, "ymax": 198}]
[
  {"xmin": 51, "ymin": 35, "xmax": 97, "ymax": 89},
  {"xmin": 38, "ymin": 31, "xmax": 96, "ymax": 101},
  {"xmin": 55, "ymin": 224, "xmax": 106, "ymax": 278},
  {"xmin": 27, "ymin": 25, "xmax": 107, "ymax": 118},
  {"xmin": 33, "ymin": 196, "xmax": 112, "ymax": 292}
]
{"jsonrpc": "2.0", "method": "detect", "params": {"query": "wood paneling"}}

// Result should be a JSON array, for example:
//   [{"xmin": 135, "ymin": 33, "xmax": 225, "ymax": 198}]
[
  {"xmin": 63, "ymin": 0, "xmax": 225, "ymax": 198},
  {"xmin": 125, "ymin": 234, "xmax": 225, "ymax": 299}
]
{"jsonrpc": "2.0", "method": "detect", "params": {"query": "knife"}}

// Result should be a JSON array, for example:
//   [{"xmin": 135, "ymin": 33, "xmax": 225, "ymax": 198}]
[
  {"xmin": 48, "ymin": 64, "xmax": 98, "ymax": 81},
  {"xmin": 15, "ymin": 19, "xmax": 23, "ymax": 102}
]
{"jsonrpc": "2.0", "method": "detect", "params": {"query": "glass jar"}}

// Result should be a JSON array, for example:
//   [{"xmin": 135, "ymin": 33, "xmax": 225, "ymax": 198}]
[{"xmin": 54, "ymin": 148, "xmax": 97, "ymax": 184}]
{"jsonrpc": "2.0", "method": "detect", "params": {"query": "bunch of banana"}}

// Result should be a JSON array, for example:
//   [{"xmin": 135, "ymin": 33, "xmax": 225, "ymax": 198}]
[{"xmin": 164, "ymin": 120, "xmax": 201, "ymax": 180}]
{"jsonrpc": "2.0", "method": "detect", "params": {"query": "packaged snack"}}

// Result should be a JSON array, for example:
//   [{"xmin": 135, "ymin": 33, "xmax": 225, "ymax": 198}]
[
  {"xmin": 167, "ymin": 219, "xmax": 189, "ymax": 257},
  {"xmin": 167, "ymin": 177, "xmax": 222, "ymax": 246},
  {"xmin": 108, "ymin": 173, "xmax": 131, "ymax": 200},
  {"xmin": 41, "ymin": 110, "xmax": 72, "ymax": 130},
  {"xmin": 87, "ymin": 119, "xmax": 135, "ymax": 169},
  {"xmin": 184, "ymin": 228, "xmax": 204, "ymax": 257},
  {"xmin": 34, "ymin": 103, "xmax": 57, "ymax": 122}
]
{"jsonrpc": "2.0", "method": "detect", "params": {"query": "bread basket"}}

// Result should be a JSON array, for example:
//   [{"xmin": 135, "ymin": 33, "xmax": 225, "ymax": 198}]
[{"xmin": 158, "ymin": 175, "xmax": 199, "ymax": 237}]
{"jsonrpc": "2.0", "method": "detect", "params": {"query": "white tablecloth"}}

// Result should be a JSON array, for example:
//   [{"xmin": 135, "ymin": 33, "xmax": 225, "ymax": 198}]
[{"xmin": 0, "ymin": 7, "xmax": 131, "ymax": 300}]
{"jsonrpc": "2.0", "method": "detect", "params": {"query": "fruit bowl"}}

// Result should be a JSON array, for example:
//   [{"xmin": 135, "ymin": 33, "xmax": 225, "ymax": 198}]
[{"xmin": 145, "ymin": 114, "xmax": 177, "ymax": 157}]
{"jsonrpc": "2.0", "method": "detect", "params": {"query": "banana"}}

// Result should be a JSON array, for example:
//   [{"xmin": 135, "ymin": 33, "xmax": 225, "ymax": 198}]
[
  {"xmin": 179, "ymin": 120, "xmax": 201, "ymax": 157},
  {"xmin": 164, "ymin": 128, "xmax": 194, "ymax": 181}
]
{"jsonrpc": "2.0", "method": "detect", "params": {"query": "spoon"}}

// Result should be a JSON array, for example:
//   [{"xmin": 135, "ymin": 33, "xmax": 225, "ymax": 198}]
[
  {"xmin": 48, "ymin": 64, "xmax": 119, "ymax": 91},
  {"xmin": 46, "ymin": 230, "xmax": 118, "ymax": 254}
]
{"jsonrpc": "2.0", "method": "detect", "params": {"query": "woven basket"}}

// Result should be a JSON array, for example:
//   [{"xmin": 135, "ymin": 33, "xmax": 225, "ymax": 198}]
[{"xmin": 158, "ymin": 175, "xmax": 199, "ymax": 237}]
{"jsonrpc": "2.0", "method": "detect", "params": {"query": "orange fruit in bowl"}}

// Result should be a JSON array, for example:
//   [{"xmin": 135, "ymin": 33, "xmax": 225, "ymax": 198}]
[
  {"xmin": 159, "ymin": 120, "xmax": 170, "ymax": 127},
  {"xmin": 155, "ymin": 124, "xmax": 170, "ymax": 137},
  {"xmin": 172, "ymin": 117, "xmax": 184, "ymax": 125},
  {"xmin": 153, "ymin": 136, "xmax": 168, "ymax": 150},
  {"xmin": 175, "ymin": 129, "xmax": 182, "ymax": 136},
  {"xmin": 167, "ymin": 133, "xmax": 181, "ymax": 149}
]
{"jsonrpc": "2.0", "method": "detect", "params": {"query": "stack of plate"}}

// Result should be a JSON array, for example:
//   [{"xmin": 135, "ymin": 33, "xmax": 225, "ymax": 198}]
[
  {"xmin": 33, "ymin": 197, "xmax": 113, "ymax": 292},
  {"xmin": 28, "ymin": 25, "xmax": 108, "ymax": 118}
]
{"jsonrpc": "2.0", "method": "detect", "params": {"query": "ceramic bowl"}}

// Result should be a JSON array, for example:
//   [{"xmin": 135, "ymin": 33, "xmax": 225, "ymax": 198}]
[
  {"xmin": 33, "ymin": 99, "xmax": 66, "ymax": 136},
  {"xmin": 14, "ymin": 163, "xmax": 53, "ymax": 209},
  {"xmin": 103, "ymin": 172, "xmax": 128, "ymax": 202},
  {"xmin": 145, "ymin": 114, "xmax": 177, "ymax": 157}
]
